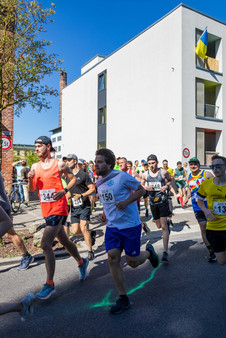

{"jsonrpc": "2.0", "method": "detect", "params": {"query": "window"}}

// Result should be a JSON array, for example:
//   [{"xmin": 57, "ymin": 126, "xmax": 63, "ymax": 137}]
[
  {"xmin": 196, "ymin": 128, "xmax": 221, "ymax": 166},
  {"xmin": 98, "ymin": 72, "xmax": 106, "ymax": 91},
  {"xmin": 98, "ymin": 107, "xmax": 106, "ymax": 124},
  {"xmin": 56, "ymin": 155, "xmax": 61, "ymax": 159},
  {"xmin": 58, "ymin": 146, "xmax": 61, "ymax": 152},
  {"xmin": 57, "ymin": 136, "xmax": 62, "ymax": 141},
  {"xmin": 52, "ymin": 137, "xmax": 56, "ymax": 143},
  {"xmin": 17, "ymin": 150, "xmax": 20, "ymax": 156}
]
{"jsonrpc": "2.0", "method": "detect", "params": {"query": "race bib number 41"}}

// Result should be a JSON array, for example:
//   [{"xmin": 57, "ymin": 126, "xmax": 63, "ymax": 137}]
[
  {"xmin": 213, "ymin": 202, "xmax": 226, "ymax": 215},
  {"xmin": 99, "ymin": 189, "xmax": 115, "ymax": 204},
  {"xmin": 40, "ymin": 189, "xmax": 56, "ymax": 203}
]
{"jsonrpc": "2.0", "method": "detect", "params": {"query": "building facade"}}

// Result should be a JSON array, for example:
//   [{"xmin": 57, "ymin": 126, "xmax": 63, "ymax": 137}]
[{"xmin": 62, "ymin": 4, "xmax": 226, "ymax": 167}]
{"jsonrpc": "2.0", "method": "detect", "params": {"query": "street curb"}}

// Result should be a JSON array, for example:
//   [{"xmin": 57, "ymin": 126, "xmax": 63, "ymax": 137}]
[{"xmin": 0, "ymin": 247, "xmax": 87, "ymax": 267}]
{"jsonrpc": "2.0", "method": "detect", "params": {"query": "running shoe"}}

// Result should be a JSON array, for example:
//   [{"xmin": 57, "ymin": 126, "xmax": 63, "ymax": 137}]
[
  {"xmin": 17, "ymin": 254, "xmax": 34, "ymax": 271},
  {"xmin": 208, "ymin": 251, "xmax": 217, "ymax": 263},
  {"xmin": 110, "ymin": 296, "xmax": 131, "ymax": 314},
  {"xmin": 78, "ymin": 258, "xmax": 89, "ymax": 281},
  {"xmin": 161, "ymin": 251, "xmax": 169, "ymax": 262},
  {"xmin": 87, "ymin": 251, "xmax": 95, "ymax": 261},
  {"xmin": 146, "ymin": 242, "xmax": 159, "ymax": 268},
  {"xmin": 36, "ymin": 283, "xmax": 55, "ymax": 300},
  {"xmin": 91, "ymin": 230, "xmax": 97, "ymax": 246},
  {"xmin": 145, "ymin": 208, "xmax": 149, "ymax": 217},
  {"xmin": 20, "ymin": 292, "xmax": 36, "ymax": 321}
]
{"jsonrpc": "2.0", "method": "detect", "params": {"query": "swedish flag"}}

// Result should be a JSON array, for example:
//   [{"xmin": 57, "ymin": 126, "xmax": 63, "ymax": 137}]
[{"xmin": 195, "ymin": 29, "xmax": 208, "ymax": 59}]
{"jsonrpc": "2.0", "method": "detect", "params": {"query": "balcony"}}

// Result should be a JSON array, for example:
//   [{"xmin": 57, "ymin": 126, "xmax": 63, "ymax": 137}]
[
  {"xmin": 204, "ymin": 104, "xmax": 219, "ymax": 119},
  {"xmin": 204, "ymin": 57, "xmax": 219, "ymax": 72}
]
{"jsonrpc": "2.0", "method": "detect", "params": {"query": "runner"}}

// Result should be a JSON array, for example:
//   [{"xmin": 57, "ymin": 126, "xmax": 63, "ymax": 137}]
[
  {"xmin": 95, "ymin": 148, "xmax": 159, "ymax": 314},
  {"xmin": 66, "ymin": 154, "xmax": 96, "ymax": 260},
  {"xmin": 141, "ymin": 161, "xmax": 152, "ymax": 218},
  {"xmin": 184, "ymin": 157, "xmax": 216, "ymax": 262},
  {"xmin": 174, "ymin": 161, "xmax": 187, "ymax": 207},
  {"xmin": 142, "ymin": 154, "xmax": 172, "ymax": 262},
  {"xmin": 162, "ymin": 159, "xmax": 176, "ymax": 227},
  {"xmin": 0, "ymin": 172, "xmax": 34, "ymax": 270},
  {"xmin": 197, "ymin": 155, "xmax": 226, "ymax": 266},
  {"xmin": 28, "ymin": 136, "xmax": 89, "ymax": 300}
]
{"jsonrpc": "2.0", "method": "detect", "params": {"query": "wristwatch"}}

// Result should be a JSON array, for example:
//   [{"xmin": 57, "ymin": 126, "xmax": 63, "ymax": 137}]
[
  {"xmin": 64, "ymin": 188, "xmax": 69, "ymax": 194},
  {"xmin": 80, "ymin": 194, "xmax": 83, "ymax": 199}
]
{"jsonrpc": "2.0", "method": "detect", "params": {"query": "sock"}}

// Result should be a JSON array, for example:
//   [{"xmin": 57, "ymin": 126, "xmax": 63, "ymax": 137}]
[
  {"xmin": 78, "ymin": 258, "xmax": 84, "ymax": 266},
  {"xmin": 22, "ymin": 252, "xmax": 30, "ymax": 258},
  {"xmin": 179, "ymin": 197, "xmax": 184, "ymax": 206},
  {"xmin": 119, "ymin": 294, "xmax": 128, "ymax": 300},
  {"xmin": 46, "ymin": 280, "xmax": 54, "ymax": 287}
]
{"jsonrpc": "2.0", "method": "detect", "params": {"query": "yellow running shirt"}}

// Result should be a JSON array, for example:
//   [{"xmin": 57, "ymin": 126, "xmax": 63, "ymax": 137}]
[
  {"xmin": 197, "ymin": 177, "xmax": 226, "ymax": 231},
  {"xmin": 167, "ymin": 168, "xmax": 174, "ymax": 176}
]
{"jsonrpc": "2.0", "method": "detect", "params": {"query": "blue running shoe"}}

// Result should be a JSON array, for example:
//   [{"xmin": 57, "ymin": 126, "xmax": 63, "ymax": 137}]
[
  {"xmin": 20, "ymin": 292, "xmax": 36, "ymax": 321},
  {"xmin": 78, "ymin": 258, "xmax": 89, "ymax": 281},
  {"xmin": 36, "ymin": 283, "xmax": 55, "ymax": 300},
  {"xmin": 17, "ymin": 254, "xmax": 34, "ymax": 271}
]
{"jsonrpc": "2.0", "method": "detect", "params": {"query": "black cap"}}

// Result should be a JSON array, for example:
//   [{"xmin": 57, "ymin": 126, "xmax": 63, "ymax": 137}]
[
  {"xmin": 35, "ymin": 136, "xmax": 56, "ymax": 152},
  {"xmin": 147, "ymin": 154, "xmax": 158, "ymax": 162},
  {"xmin": 66, "ymin": 154, "xmax": 78, "ymax": 161}
]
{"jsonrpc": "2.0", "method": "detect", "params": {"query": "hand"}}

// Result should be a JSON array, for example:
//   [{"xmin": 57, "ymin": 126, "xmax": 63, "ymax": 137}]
[
  {"xmin": 204, "ymin": 209, "xmax": 215, "ymax": 222},
  {"xmin": 160, "ymin": 185, "xmax": 167, "ymax": 193},
  {"xmin": 53, "ymin": 190, "xmax": 65, "ymax": 201},
  {"xmin": 28, "ymin": 170, "xmax": 35, "ymax": 179},
  {"xmin": 146, "ymin": 185, "xmax": 154, "ymax": 191},
  {"xmin": 100, "ymin": 213, "xmax": 107, "ymax": 222},
  {"xmin": 115, "ymin": 200, "xmax": 128, "ymax": 210},
  {"xmin": 73, "ymin": 193, "xmax": 81, "ymax": 201}
]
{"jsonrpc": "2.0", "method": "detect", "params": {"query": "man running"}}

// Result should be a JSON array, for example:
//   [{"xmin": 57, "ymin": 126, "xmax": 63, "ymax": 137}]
[
  {"xmin": 28, "ymin": 136, "xmax": 89, "ymax": 300},
  {"xmin": 66, "ymin": 154, "xmax": 96, "ymax": 260},
  {"xmin": 197, "ymin": 155, "xmax": 226, "ymax": 266},
  {"xmin": 95, "ymin": 148, "xmax": 159, "ymax": 314},
  {"xmin": 174, "ymin": 161, "xmax": 186, "ymax": 207},
  {"xmin": 0, "ymin": 172, "xmax": 33, "ymax": 270},
  {"xmin": 184, "ymin": 157, "xmax": 216, "ymax": 262},
  {"xmin": 142, "ymin": 154, "xmax": 171, "ymax": 262}
]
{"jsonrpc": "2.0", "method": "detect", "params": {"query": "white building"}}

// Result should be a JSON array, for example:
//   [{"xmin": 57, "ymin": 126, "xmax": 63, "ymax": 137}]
[
  {"xmin": 62, "ymin": 4, "xmax": 226, "ymax": 167},
  {"xmin": 50, "ymin": 126, "xmax": 62, "ymax": 159}
]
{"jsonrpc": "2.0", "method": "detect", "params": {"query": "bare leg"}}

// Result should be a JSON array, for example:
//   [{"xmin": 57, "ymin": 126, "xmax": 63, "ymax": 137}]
[
  {"xmin": 0, "ymin": 302, "xmax": 21, "ymax": 315},
  {"xmin": 199, "ymin": 221, "xmax": 211, "ymax": 247},
  {"xmin": 108, "ymin": 248, "xmax": 126, "ymax": 295},
  {"xmin": 57, "ymin": 226, "xmax": 81, "ymax": 263},
  {"xmin": 215, "ymin": 251, "xmax": 226, "ymax": 265},
  {"xmin": 5, "ymin": 226, "xmax": 27, "ymax": 255},
  {"xmin": 71, "ymin": 222, "xmax": 83, "ymax": 235},
  {"xmin": 126, "ymin": 250, "xmax": 150, "ymax": 268},
  {"xmin": 80, "ymin": 220, "xmax": 92, "ymax": 251},
  {"xmin": 155, "ymin": 218, "xmax": 169, "ymax": 252},
  {"xmin": 63, "ymin": 225, "xmax": 70, "ymax": 238}
]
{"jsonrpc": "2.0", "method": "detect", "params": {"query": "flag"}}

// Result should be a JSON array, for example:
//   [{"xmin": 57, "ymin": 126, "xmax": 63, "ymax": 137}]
[{"xmin": 195, "ymin": 29, "xmax": 208, "ymax": 59}]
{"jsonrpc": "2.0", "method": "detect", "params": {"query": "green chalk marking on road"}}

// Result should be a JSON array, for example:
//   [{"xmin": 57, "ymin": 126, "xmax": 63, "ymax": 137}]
[
  {"xmin": 90, "ymin": 289, "xmax": 114, "ymax": 308},
  {"xmin": 89, "ymin": 263, "xmax": 162, "ymax": 309}
]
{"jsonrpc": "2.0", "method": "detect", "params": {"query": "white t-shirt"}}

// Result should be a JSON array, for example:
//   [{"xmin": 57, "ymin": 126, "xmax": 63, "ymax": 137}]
[{"xmin": 96, "ymin": 170, "xmax": 141, "ymax": 229}]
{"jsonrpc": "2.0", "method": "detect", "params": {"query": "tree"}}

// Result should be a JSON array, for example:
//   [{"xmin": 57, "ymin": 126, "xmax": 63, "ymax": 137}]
[{"xmin": 0, "ymin": 0, "xmax": 63, "ymax": 166}]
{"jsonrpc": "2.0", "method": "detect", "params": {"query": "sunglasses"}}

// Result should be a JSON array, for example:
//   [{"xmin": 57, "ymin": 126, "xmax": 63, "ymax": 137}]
[{"xmin": 209, "ymin": 164, "xmax": 225, "ymax": 169}]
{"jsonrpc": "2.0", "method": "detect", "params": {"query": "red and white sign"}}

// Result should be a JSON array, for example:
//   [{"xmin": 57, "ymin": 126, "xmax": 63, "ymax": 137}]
[
  {"xmin": 183, "ymin": 148, "xmax": 190, "ymax": 158},
  {"xmin": 2, "ymin": 135, "xmax": 12, "ymax": 150}
]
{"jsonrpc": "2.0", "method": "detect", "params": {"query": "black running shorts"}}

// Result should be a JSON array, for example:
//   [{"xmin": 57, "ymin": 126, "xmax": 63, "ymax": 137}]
[
  {"xmin": 71, "ymin": 205, "xmax": 91, "ymax": 223},
  {"xmin": 194, "ymin": 210, "xmax": 207, "ymax": 223},
  {"xmin": 206, "ymin": 230, "xmax": 226, "ymax": 253},
  {"xmin": 150, "ymin": 201, "xmax": 171, "ymax": 220}
]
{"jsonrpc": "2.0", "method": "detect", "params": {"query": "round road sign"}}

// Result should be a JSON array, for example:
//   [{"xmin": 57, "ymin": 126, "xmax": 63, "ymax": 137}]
[
  {"xmin": 183, "ymin": 148, "xmax": 190, "ymax": 158},
  {"xmin": 2, "ymin": 135, "xmax": 12, "ymax": 150}
]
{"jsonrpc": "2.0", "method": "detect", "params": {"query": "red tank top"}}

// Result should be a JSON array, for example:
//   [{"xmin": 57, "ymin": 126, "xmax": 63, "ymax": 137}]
[{"xmin": 34, "ymin": 159, "xmax": 68, "ymax": 218}]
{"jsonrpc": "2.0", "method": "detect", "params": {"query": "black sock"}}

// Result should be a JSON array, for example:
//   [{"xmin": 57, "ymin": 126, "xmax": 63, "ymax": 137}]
[
  {"xmin": 22, "ymin": 252, "xmax": 30, "ymax": 258},
  {"xmin": 119, "ymin": 295, "xmax": 128, "ymax": 300}
]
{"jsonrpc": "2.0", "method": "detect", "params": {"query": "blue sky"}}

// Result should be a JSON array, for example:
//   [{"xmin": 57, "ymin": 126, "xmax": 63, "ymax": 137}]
[{"xmin": 14, "ymin": 0, "xmax": 226, "ymax": 144}]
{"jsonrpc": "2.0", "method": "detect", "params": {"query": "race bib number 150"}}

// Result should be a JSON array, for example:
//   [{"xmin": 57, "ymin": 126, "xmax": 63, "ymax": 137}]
[
  {"xmin": 40, "ymin": 189, "xmax": 56, "ymax": 203},
  {"xmin": 99, "ymin": 189, "xmax": 115, "ymax": 204}
]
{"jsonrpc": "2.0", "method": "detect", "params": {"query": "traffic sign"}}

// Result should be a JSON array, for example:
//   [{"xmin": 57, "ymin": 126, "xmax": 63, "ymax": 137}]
[
  {"xmin": 2, "ymin": 135, "xmax": 12, "ymax": 150},
  {"xmin": 183, "ymin": 148, "xmax": 190, "ymax": 158}
]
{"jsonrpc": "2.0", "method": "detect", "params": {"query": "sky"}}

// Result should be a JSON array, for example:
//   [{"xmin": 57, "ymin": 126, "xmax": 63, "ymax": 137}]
[{"xmin": 14, "ymin": 0, "xmax": 226, "ymax": 145}]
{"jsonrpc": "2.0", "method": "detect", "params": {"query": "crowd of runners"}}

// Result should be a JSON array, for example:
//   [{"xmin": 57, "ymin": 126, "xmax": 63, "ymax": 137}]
[{"xmin": 0, "ymin": 135, "xmax": 226, "ymax": 318}]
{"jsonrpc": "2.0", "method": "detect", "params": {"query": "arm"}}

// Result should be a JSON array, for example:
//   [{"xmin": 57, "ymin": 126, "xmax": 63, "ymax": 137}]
[
  {"xmin": 184, "ymin": 188, "xmax": 191, "ymax": 206},
  {"xmin": 53, "ymin": 161, "xmax": 77, "ymax": 201},
  {"xmin": 197, "ymin": 197, "xmax": 215, "ymax": 222},
  {"xmin": 72, "ymin": 183, "xmax": 95, "ymax": 200},
  {"xmin": 205, "ymin": 171, "xmax": 214, "ymax": 179},
  {"xmin": 160, "ymin": 169, "xmax": 172, "ymax": 193},
  {"xmin": 27, "ymin": 164, "xmax": 37, "ymax": 192},
  {"xmin": 115, "ymin": 185, "xmax": 146, "ymax": 210}
]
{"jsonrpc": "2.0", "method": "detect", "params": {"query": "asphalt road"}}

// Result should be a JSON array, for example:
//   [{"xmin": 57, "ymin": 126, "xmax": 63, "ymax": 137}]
[{"xmin": 0, "ymin": 203, "xmax": 225, "ymax": 338}]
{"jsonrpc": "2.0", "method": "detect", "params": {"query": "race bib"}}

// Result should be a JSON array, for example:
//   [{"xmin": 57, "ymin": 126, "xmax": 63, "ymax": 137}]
[
  {"xmin": 40, "ymin": 189, "xmax": 55, "ymax": 203},
  {"xmin": 99, "ymin": 189, "xmax": 115, "ymax": 204},
  {"xmin": 147, "ymin": 181, "xmax": 161, "ymax": 191},
  {"xmin": 72, "ymin": 197, "xmax": 83, "ymax": 208},
  {"xmin": 213, "ymin": 202, "xmax": 226, "ymax": 215}
]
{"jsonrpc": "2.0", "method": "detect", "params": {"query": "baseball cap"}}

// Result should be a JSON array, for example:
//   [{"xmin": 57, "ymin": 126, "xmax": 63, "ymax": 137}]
[
  {"xmin": 188, "ymin": 157, "xmax": 200, "ymax": 164},
  {"xmin": 147, "ymin": 154, "xmax": 158, "ymax": 162},
  {"xmin": 143, "ymin": 161, "xmax": 148, "ymax": 166},
  {"xmin": 78, "ymin": 158, "xmax": 84, "ymax": 164},
  {"xmin": 66, "ymin": 154, "xmax": 78, "ymax": 161},
  {"xmin": 35, "ymin": 136, "xmax": 56, "ymax": 152}
]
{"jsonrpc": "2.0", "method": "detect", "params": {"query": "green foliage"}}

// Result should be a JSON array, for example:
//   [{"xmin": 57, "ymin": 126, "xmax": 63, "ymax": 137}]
[
  {"xmin": 0, "ymin": 0, "xmax": 63, "ymax": 116},
  {"xmin": 25, "ymin": 149, "xmax": 39, "ymax": 166}
]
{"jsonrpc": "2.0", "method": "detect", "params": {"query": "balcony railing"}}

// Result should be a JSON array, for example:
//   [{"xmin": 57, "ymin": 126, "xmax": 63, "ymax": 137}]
[{"xmin": 204, "ymin": 104, "xmax": 219, "ymax": 119}]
